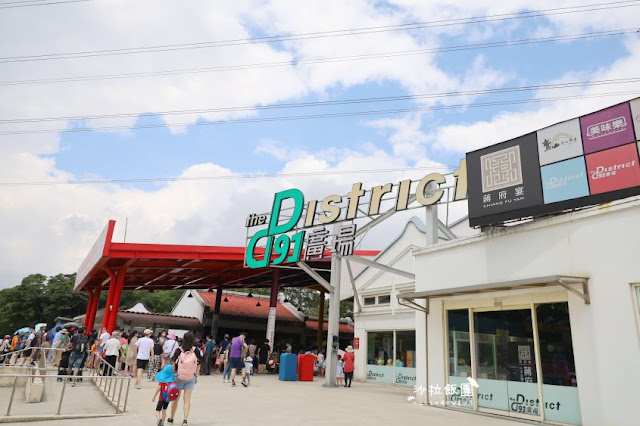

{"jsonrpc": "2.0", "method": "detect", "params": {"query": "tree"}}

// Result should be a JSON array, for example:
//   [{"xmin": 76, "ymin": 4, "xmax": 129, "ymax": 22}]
[
  {"xmin": 0, "ymin": 273, "xmax": 89, "ymax": 333},
  {"xmin": 42, "ymin": 274, "xmax": 89, "ymax": 321},
  {"xmin": 283, "ymin": 287, "xmax": 354, "ymax": 319}
]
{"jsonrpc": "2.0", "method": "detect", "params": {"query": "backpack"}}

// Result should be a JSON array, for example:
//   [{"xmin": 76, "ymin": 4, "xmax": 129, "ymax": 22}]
[
  {"xmin": 73, "ymin": 335, "xmax": 88, "ymax": 353},
  {"xmin": 176, "ymin": 350, "xmax": 197, "ymax": 381}
]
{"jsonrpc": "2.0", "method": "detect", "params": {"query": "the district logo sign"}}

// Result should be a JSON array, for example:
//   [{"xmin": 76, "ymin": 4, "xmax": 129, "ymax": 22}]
[{"xmin": 585, "ymin": 143, "xmax": 640, "ymax": 194}]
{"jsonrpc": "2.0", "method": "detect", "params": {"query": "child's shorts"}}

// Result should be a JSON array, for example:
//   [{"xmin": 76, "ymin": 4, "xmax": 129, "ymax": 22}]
[{"xmin": 156, "ymin": 400, "xmax": 169, "ymax": 411}]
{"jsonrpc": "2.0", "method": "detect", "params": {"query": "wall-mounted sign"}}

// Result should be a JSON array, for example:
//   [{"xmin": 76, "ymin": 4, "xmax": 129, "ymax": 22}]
[
  {"xmin": 585, "ymin": 143, "xmax": 640, "ymax": 194},
  {"xmin": 468, "ymin": 98, "xmax": 640, "ymax": 227},
  {"xmin": 540, "ymin": 157, "xmax": 589, "ymax": 204},
  {"xmin": 245, "ymin": 160, "xmax": 468, "ymax": 268},
  {"xmin": 537, "ymin": 118, "xmax": 584, "ymax": 166},
  {"xmin": 580, "ymin": 101, "xmax": 634, "ymax": 154},
  {"xmin": 631, "ymin": 98, "xmax": 640, "ymax": 141},
  {"xmin": 467, "ymin": 133, "xmax": 543, "ymax": 223}
]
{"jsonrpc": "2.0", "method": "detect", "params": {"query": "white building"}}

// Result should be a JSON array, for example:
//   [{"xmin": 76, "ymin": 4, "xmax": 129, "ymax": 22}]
[
  {"xmin": 400, "ymin": 196, "xmax": 640, "ymax": 425},
  {"xmin": 352, "ymin": 217, "xmax": 475, "ymax": 388}
]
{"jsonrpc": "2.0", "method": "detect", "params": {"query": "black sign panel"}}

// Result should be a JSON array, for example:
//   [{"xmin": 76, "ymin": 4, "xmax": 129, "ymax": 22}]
[
  {"xmin": 467, "ymin": 133, "xmax": 543, "ymax": 225},
  {"xmin": 466, "ymin": 98, "xmax": 640, "ymax": 228}
]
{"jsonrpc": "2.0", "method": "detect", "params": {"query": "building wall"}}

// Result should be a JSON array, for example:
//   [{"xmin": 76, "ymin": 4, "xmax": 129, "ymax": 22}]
[
  {"xmin": 413, "ymin": 197, "xmax": 640, "ymax": 425},
  {"xmin": 353, "ymin": 219, "xmax": 429, "ymax": 382},
  {"xmin": 171, "ymin": 291, "xmax": 205, "ymax": 322}
]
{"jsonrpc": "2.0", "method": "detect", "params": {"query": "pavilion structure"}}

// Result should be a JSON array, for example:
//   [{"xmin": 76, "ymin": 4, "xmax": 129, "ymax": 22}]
[{"xmin": 75, "ymin": 220, "xmax": 377, "ymax": 349}]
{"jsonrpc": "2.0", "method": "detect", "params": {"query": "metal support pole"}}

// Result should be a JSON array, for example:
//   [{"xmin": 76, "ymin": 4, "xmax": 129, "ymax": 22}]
[
  {"xmin": 324, "ymin": 254, "xmax": 341, "ymax": 387},
  {"xmin": 57, "ymin": 379, "xmax": 67, "ymax": 415},
  {"xmin": 317, "ymin": 291, "xmax": 325, "ymax": 349},
  {"xmin": 116, "ymin": 378, "xmax": 124, "ymax": 413},
  {"xmin": 345, "ymin": 260, "xmax": 362, "ymax": 313},
  {"xmin": 210, "ymin": 285, "xmax": 223, "ymax": 340},
  {"xmin": 6, "ymin": 376, "xmax": 17, "ymax": 416},
  {"xmin": 123, "ymin": 378, "xmax": 131, "ymax": 413},
  {"xmin": 266, "ymin": 270, "xmax": 279, "ymax": 350}
]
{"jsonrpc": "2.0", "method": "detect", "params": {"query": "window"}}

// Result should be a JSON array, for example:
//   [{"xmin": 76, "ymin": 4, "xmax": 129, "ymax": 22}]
[
  {"xmin": 363, "ymin": 294, "xmax": 391, "ymax": 306},
  {"xmin": 366, "ymin": 330, "xmax": 416, "ymax": 387},
  {"xmin": 363, "ymin": 297, "xmax": 376, "ymax": 306}
]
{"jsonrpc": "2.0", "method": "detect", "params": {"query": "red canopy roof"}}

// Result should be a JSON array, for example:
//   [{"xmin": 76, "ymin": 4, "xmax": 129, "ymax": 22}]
[
  {"xmin": 198, "ymin": 291, "xmax": 301, "ymax": 323},
  {"xmin": 305, "ymin": 319, "xmax": 354, "ymax": 334},
  {"xmin": 75, "ymin": 220, "xmax": 378, "ymax": 293}
]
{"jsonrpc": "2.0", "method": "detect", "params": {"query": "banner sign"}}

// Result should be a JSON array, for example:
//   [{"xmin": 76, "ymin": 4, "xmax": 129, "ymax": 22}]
[
  {"xmin": 468, "ymin": 97, "xmax": 640, "ymax": 227},
  {"xmin": 245, "ymin": 160, "xmax": 468, "ymax": 268}
]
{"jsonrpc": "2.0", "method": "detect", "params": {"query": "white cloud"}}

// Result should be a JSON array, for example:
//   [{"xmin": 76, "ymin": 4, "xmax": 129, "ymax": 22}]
[{"xmin": 1, "ymin": 0, "xmax": 639, "ymax": 287}]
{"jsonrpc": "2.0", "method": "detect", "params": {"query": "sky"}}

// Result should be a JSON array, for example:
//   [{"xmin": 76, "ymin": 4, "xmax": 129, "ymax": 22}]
[{"xmin": 1, "ymin": 0, "xmax": 639, "ymax": 287}]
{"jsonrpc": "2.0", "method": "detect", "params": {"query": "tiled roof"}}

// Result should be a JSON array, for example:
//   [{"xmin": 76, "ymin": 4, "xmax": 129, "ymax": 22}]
[
  {"xmin": 198, "ymin": 291, "xmax": 301, "ymax": 323},
  {"xmin": 305, "ymin": 319, "xmax": 354, "ymax": 334}
]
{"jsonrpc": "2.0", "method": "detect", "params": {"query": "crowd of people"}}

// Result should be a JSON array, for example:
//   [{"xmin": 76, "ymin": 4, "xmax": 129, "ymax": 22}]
[{"xmin": 0, "ymin": 326, "xmax": 356, "ymax": 426}]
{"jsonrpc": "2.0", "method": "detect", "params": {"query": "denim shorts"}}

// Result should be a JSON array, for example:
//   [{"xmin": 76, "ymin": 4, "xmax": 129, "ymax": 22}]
[
  {"xmin": 69, "ymin": 351, "xmax": 84, "ymax": 369},
  {"xmin": 175, "ymin": 377, "xmax": 195, "ymax": 390}
]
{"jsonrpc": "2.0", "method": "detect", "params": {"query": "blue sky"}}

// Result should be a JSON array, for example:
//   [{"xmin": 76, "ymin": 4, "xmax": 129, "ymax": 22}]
[{"xmin": 1, "ymin": 0, "xmax": 639, "ymax": 286}]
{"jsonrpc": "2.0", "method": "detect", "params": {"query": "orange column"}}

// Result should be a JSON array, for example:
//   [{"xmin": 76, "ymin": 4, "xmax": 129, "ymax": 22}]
[
  {"xmin": 101, "ymin": 268, "xmax": 117, "ymax": 332},
  {"xmin": 86, "ymin": 287, "xmax": 101, "ymax": 334},
  {"xmin": 107, "ymin": 266, "xmax": 126, "ymax": 333},
  {"xmin": 83, "ymin": 290, "xmax": 94, "ymax": 328}
]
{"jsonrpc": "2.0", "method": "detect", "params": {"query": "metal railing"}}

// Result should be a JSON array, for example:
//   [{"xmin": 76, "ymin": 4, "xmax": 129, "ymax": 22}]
[
  {"xmin": 90, "ymin": 353, "xmax": 132, "ymax": 414},
  {"xmin": 0, "ymin": 346, "xmax": 132, "ymax": 417}
]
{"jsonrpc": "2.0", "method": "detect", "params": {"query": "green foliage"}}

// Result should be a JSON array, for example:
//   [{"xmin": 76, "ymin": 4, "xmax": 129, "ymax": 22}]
[
  {"xmin": 283, "ymin": 288, "xmax": 353, "ymax": 319},
  {"xmin": 116, "ymin": 290, "xmax": 182, "ymax": 314},
  {"xmin": 0, "ymin": 273, "xmax": 88, "ymax": 333},
  {"xmin": 0, "ymin": 273, "xmax": 183, "ymax": 334}
]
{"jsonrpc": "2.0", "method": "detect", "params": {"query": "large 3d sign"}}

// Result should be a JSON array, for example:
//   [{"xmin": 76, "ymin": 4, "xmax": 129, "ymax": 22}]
[{"xmin": 244, "ymin": 160, "xmax": 468, "ymax": 268}]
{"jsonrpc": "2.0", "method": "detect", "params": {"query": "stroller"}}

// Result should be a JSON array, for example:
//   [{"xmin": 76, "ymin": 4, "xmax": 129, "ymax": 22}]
[{"xmin": 57, "ymin": 350, "xmax": 70, "ymax": 382}]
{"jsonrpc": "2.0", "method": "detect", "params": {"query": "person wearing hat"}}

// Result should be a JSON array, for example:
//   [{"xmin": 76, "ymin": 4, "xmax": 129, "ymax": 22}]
[
  {"xmin": 153, "ymin": 365, "xmax": 177, "ymax": 426},
  {"xmin": 135, "ymin": 329, "xmax": 155, "ymax": 389},
  {"xmin": 162, "ymin": 333, "xmax": 179, "ymax": 369},
  {"xmin": 343, "ymin": 345, "xmax": 355, "ymax": 388},
  {"xmin": 52, "ymin": 328, "xmax": 70, "ymax": 366}
]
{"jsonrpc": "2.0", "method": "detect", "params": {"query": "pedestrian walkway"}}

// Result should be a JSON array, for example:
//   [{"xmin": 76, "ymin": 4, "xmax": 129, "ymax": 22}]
[
  {"xmin": 0, "ymin": 371, "xmax": 117, "ymax": 419},
  {"xmin": 24, "ymin": 374, "xmax": 522, "ymax": 425}
]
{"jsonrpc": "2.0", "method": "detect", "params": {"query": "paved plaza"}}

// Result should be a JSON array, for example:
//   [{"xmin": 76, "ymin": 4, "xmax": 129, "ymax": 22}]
[{"xmin": 15, "ymin": 373, "xmax": 522, "ymax": 426}]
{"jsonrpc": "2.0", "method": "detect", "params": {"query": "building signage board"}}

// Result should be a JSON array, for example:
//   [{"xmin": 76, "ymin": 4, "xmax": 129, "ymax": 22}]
[
  {"xmin": 631, "ymin": 98, "xmax": 640, "ymax": 141},
  {"xmin": 244, "ymin": 160, "xmax": 468, "ymax": 268},
  {"xmin": 537, "ymin": 118, "xmax": 584, "ymax": 166},
  {"xmin": 467, "ymin": 98, "xmax": 640, "ymax": 227},
  {"xmin": 585, "ymin": 143, "xmax": 640, "ymax": 194},
  {"xmin": 540, "ymin": 158, "xmax": 590, "ymax": 204},
  {"xmin": 580, "ymin": 102, "xmax": 634, "ymax": 154},
  {"xmin": 467, "ymin": 133, "xmax": 543, "ymax": 223}
]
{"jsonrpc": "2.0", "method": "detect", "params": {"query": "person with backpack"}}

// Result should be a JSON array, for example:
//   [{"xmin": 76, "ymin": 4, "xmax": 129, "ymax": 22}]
[
  {"xmin": 167, "ymin": 332, "xmax": 202, "ymax": 426},
  {"xmin": 162, "ymin": 334, "xmax": 179, "ymax": 369},
  {"xmin": 67, "ymin": 327, "xmax": 89, "ymax": 386}
]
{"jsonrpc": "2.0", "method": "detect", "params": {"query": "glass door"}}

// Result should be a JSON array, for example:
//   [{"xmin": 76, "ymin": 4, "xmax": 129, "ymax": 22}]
[{"xmin": 473, "ymin": 307, "xmax": 542, "ymax": 420}]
